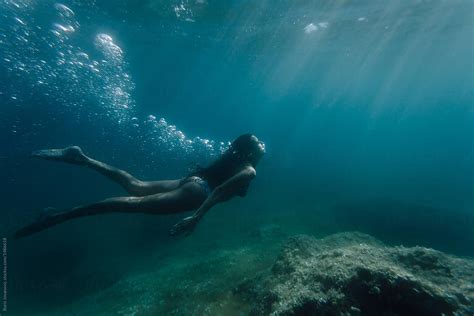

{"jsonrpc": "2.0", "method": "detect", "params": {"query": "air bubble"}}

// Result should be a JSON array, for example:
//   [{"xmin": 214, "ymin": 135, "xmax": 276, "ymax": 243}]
[
  {"xmin": 53, "ymin": 23, "xmax": 75, "ymax": 33},
  {"xmin": 14, "ymin": 17, "xmax": 25, "ymax": 25},
  {"xmin": 54, "ymin": 3, "xmax": 75, "ymax": 18}
]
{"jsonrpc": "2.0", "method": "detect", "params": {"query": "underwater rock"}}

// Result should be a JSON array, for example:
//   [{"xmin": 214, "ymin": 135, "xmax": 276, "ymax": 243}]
[{"xmin": 235, "ymin": 232, "xmax": 474, "ymax": 316}]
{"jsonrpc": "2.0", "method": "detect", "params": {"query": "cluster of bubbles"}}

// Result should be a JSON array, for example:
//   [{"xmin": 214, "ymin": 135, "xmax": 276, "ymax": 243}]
[
  {"xmin": 93, "ymin": 33, "xmax": 134, "ymax": 112},
  {"xmin": 1, "ymin": 1, "xmax": 40, "ymax": 101},
  {"xmin": 172, "ymin": 0, "xmax": 208, "ymax": 23},
  {"xmin": 143, "ymin": 115, "xmax": 228, "ymax": 155},
  {"xmin": 0, "ymin": 1, "xmax": 134, "ymax": 119},
  {"xmin": 128, "ymin": 115, "xmax": 229, "ymax": 171},
  {"xmin": 0, "ymin": 0, "xmax": 226, "ymax": 165},
  {"xmin": 303, "ymin": 22, "xmax": 329, "ymax": 34},
  {"xmin": 173, "ymin": 1, "xmax": 194, "ymax": 22},
  {"xmin": 52, "ymin": 3, "xmax": 78, "ymax": 36}
]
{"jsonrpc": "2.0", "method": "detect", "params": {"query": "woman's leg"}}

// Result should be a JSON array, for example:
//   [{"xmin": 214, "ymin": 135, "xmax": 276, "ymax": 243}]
[
  {"xmin": 14, "ymin": 182, "xmax": 207, "ymax": 239},
  {"xmin": 32, "ymin": 146, "xmax": 181, "ymax": 196}
]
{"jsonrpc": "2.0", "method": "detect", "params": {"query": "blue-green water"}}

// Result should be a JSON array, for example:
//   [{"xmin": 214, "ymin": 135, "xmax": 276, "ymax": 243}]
[{"xmin": 1, "ymin": 0, "xmax": 473, "ymax": 315}]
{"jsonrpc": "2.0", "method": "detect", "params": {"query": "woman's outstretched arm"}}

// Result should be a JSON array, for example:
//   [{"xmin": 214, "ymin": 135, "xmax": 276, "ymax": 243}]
[{"xmin": 169, "ymin": 166, "xmax": 256, "ymax": 236}]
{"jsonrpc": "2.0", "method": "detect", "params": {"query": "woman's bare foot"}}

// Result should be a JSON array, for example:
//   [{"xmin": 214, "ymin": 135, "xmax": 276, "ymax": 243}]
[{"xmin": 31, "ymin": 146, "xmax": 89, "ymax": 165}]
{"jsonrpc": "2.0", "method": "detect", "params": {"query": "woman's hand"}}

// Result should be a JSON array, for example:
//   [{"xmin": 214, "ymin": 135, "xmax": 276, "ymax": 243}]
[
  {"xmin": 169, "ymin": 215, "xmax": 199, "ymax": 237},
  {"xmin": 169, "ymin": 167, "xmax": 256, "ymax": 238}
]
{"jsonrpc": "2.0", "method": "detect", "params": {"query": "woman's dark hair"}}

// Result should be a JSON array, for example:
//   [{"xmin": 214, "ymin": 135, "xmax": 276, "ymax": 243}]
[{"xmin": 191, "ymin": 134, "xmax": 262, "ymax": 189}]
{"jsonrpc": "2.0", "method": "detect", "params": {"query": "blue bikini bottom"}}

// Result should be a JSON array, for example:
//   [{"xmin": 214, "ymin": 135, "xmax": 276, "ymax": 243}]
[{"xmin": 184, "ymin": 176, "xmax": 212, "ymax": 196}]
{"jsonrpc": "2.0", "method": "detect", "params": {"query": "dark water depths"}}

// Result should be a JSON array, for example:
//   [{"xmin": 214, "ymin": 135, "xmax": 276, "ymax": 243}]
[{"xmin": 0, "ymin": 0, "xmax": 473, "ymax": 314}]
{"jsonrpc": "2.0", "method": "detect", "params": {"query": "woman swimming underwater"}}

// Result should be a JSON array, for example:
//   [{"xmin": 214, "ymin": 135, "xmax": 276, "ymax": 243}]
[{"xmin": 14, "ymin": 134, "xmax": 265, "ymax": 239}]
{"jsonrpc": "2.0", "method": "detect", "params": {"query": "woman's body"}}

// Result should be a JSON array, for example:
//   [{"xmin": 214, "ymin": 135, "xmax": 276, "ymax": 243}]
[{"xmin": 14, "ymin": 134, "xmax": 265, "ymax": 239}]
